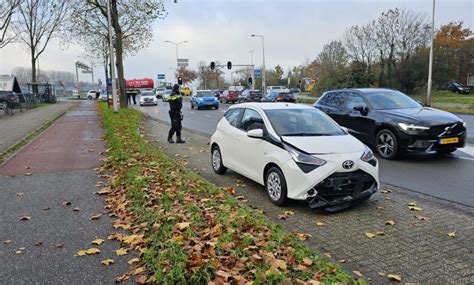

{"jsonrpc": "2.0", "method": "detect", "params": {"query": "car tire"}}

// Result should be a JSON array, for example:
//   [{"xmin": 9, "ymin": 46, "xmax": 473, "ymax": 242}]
[
  {"xmin": 211, "ymin": 146, "xmax": 227, "ymax": 175},
  {"xmin": 436, "ymin": 148, "xmax": 457, "ymax": 154},
  {"xmin": 87, "ymin": 96, "xmax": 93, "ymax": 100},
  {"xmin": 265, "ymin": 166, "xmax": 288, "ymax": 206},
  {"xmin": 191, "ymin": 103, "xmax": 194, "ymax": 109},
  {"xmin": 215, "ymin": 105, "xmax": 219, "ymax": 110},
  {"xmin": 375, "ymin": 129, "xmax": 400, "ymax": 160}
]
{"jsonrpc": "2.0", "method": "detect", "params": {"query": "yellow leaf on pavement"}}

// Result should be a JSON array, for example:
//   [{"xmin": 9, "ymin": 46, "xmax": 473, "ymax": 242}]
[
  {"xmin": 385, "ymin": 220, "xmax": 395, "ymax": 225},
  {"xmin": 76, "ymin": 250, "xmax": 87, "ymax": 256},
  {"xmin": 365, "ymin": 233, "xmax": 376, "ymax": 238},
  {"xmin": 128, "ymin": 257, "xmax": 140, "ymax": 265},
  {"xmin": 101, "ymin": 259, "xmax": 114, "ymax": 265},
  {"xmin": 284, "ymin": 210, "xmax": 295, "ymax": 215},
  {"xmin": 387, "ymin": 274, "xmax": 402, "ymax": 282},
  {"xmin": 408, "ymin": 206, "xmax": 423, "ymax": 211},
  {"xmin": 408, "ymin": 202, "xmax": 417, "ymax": 206},
  {"xmin": 91, "ymin": 239, "xmax": 105, "ymax": 245},
  {"xmin": 85, "ymin": 248, "xmax": 100, "ymax": 255},
  {"xmin": 447, "ymin": 232, "xmax": 456, "ymax": 237},
  {"xmin": 176, "ymin": 222, "xmax": 190, "ymax": 231},
  {"xmin": 90, "ymin": 213, "xmax": 102, "ymax": 220},
  {"xmin": 20, "ymin": 216, "xmax": 31, "ymax": 221},
  {"xmin": 375, "ymin": 231, "xmax": 385, "ymax": 236},
  {"xmin": 116, "ymin": 248, "xmax": 128, "ymax": 256},
  {"xmin": 316, "ymin": 221, "xmax": 326, "ymax": 226}
]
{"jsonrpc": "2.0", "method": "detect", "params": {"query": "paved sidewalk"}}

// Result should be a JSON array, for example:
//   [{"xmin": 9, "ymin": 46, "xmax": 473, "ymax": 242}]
[
  {"xmin": 0, "ymin": 101, "xmax": 129, "ymax": 283},
  {"xmin": 0, "ymin": 101, "xmax": 75, "ymax": 154},
  {"xmin": 145, "ymin": 118, "xmax": 474, "ymax": 284}
]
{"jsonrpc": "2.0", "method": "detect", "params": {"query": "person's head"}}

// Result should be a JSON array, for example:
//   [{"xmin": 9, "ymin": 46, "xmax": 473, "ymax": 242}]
[{"xmin": 172, "ymin": 84, "xmax": 180, "ymax": 92}]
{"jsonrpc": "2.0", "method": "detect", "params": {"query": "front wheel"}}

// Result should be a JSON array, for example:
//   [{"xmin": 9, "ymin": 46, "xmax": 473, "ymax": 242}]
[
  {"xmin": 191, "ymin": 103, "xmax": 194, "ymax": 109},
  {"xmin": 375, "ymin": 129, "xmax": 400, "ymax": 160},
  {"xmin": 265, "ymin": 167, "xmax": 288, "ymax": 206},
  {"xmin": 211, "ymin": 146, "xmax": 227, "ymax": 174}
]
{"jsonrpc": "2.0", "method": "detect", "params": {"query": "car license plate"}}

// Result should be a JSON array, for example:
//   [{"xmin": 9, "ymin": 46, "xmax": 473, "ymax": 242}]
[
  {"xmin": 208, "ymin": 102, "xmax": 212, "ymax": 105},
  {"xmin": 440, "ymin": 137, "xmax": 459, "ymax": 144}
]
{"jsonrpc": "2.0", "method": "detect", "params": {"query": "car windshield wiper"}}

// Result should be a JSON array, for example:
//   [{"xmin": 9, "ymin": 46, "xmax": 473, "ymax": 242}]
[{"xmin": 281, "ymin": 133, "xmax": 332, "ymax": 136}]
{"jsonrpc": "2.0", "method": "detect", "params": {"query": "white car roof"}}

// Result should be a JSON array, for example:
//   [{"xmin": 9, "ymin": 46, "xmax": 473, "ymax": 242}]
[{"xmin": 229, "ymin": 102, "xmax": 312, "ymax": 111}]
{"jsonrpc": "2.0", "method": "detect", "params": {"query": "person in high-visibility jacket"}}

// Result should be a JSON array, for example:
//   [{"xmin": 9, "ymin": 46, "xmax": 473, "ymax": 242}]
[{"xmin": 167, "ymin": 84, "xmax": 185, "ymax": 143}]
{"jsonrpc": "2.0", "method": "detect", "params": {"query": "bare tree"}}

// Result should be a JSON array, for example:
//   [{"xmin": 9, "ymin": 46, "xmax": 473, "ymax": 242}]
[
  {"xmin": 13, "ymin": 0, "xmax": 69, "ymax": 83},
  {"xmin": 376, "ymin": 8, "xmax": 400, "ymax": 87},
  {"xmin": 0, "ymin": 0, "xmax": 21, "ymax": 48},
  {"xmin": 75, "ymin": 0, "xmax": 167, "ymax": 107},
  {"xmin": 344, "ymin": 22, "xmax": 377, "ymax": 75}
]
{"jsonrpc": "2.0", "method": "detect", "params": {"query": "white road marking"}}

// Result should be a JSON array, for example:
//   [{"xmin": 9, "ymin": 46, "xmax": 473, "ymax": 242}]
[{"xmin": 204, "ymin": 115, "xmax": 211, "ymax": 117}]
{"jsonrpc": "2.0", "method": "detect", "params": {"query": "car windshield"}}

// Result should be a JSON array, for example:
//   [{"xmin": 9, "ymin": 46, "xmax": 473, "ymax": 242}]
[
  {"xmin": 265, "ymin": 108, "xmax": 345, "ymax": 136},
  {"xmin": 196, "ymin": 91, "xmax": 213, "ymax": 97},
  {"xmin": 365, "ymin": 91, "xmax": 421, "ymax": 110},
  {"xmin": 141, "ymin": 92, "xmax": 154, "ymax": 96},
  {"xmin": 452, "ymin": 83, "xmax": 462, "ymax": 87}
]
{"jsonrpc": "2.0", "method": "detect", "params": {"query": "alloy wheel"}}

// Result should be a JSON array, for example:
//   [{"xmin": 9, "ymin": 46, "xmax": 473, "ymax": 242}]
[
  {"xmin": 212, "ymin": 149, "xmax": 221, "ymax": 171},
  {"xmin": 267, "ymin": 172, "xmax": 281, "ymax": 201},
  {"xmin": 377, "ymin": 132, "xmax": 395, "ymax": 157}
]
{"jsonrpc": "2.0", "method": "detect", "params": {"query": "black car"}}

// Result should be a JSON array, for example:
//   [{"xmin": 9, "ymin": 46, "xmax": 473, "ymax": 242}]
[
  {"xmin": 314, "ymin": 88, "xmax": 467, "ymax": 159},
  {"xmin": 261, "ymin": 91, "xmax": 296, "ymax": 103},
  {"xmin": 238, "ymin": 89, "xmax": 262, "ymax": 102},
  {"xmin": 438, "ymin": 82, "xmax": 470, "ymax": 94}
]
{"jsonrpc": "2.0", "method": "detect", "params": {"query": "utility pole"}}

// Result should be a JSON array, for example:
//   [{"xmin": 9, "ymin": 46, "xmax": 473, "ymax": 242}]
[
  {"xmin": 249, "ymin": 49, "xmax": 255, "ymax": 89},
  {"xmin": 251, "ymin": 34, "xmax": 266, "ymax": 94},
  {"xmin": 107, "ymin": 0, "xmax": 118, "ymax": 112},
  {"xmin": 426, "ymin": 0, "xmax": 436, "ymax": 107},
  {"xmin": 165, "ymin": 40, "xmax": 188, "ymax": 70}
]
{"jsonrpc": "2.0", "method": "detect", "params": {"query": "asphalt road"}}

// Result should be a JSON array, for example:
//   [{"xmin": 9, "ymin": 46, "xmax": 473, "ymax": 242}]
[{"xmin": 136, "ymin": 99, "xmax": 474, "ymax": 207}]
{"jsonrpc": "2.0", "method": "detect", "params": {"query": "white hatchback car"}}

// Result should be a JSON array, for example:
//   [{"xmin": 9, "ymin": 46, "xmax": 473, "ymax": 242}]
[
  {"xmin": 210, "ymin": 103, "xmax": 379, "ymax": 211},
  {"xmin": 139, "ymin": 90, "xmax": 158, "ymax": 106}
]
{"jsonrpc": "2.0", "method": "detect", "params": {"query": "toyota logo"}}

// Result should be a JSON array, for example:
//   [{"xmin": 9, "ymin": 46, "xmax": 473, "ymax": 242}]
[{"xmin": 342, "ymin": 160, "xmax": 354, "ymax": 170}]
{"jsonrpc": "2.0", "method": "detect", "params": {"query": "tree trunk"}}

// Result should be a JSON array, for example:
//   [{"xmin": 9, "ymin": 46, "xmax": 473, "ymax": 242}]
[
  {"xmin": 378, "ymin": 50, "xmax": 384, "ymax": 86},
  {"xmin": 110, "ymin": 0, "xmax": 127, "ymax": 108},
  {"xmin": 31, "ymin": 52, "xmax": 37, "ymax": 83},
  {"xmin": 387, "ymin": 45, "xmax": 394, "ymax": 87}
]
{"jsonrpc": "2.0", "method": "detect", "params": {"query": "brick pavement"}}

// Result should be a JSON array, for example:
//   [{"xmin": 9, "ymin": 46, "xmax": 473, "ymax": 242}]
[{"xmin": 145, "ymin": 118, "xmax": 474, "ymax": 284}]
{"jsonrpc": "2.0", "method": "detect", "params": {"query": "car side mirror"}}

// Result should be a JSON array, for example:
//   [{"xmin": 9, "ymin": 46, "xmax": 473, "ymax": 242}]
[
  {"xmin": 247, "ymin": 129, "xmax": 264, "ymax": 139},
  {"xmin": 353, "ymin": 105, "xmax": 368, "ymax": 115}
]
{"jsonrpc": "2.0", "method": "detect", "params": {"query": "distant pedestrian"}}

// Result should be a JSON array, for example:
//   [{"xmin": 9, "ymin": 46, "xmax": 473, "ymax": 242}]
[
  {"xmin": 95, "ymin": 90, "xmax": 100, "ymax": 100},
  {"xmin": 167, "ymin": 84, "xmax": 185, "ymax": 144}
]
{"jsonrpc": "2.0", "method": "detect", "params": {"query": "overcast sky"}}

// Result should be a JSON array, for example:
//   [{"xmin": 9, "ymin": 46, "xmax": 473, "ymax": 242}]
[{"xmin": 0, "ymin": 0, "xmax": 472, "ymax": 86}]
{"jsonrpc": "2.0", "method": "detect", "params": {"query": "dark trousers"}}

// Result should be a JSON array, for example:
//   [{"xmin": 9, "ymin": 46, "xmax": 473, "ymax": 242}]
[
  {"xmin": 127, "ymin": 94, "xmax": 137, "ymax": 105},
  {"xmin": 168, "ymin": 111, "xmax": 182, "ymax": 138}
]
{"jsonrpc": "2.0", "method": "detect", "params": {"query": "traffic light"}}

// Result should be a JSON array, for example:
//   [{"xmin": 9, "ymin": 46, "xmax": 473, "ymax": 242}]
[
  {"xmin": 210, "ymin": 61, "xmax": 215, "ymax": 70},
  {"xmin": 227, "ymin": 61, "xmax": 232, "ymax": 69},
  {"xmin": 248, "ymin": 77, "xmax": 253, "ymax": 85},
  {"xmin": 178, "ymin": 77, "xmax": 183, "ymax": 85}
]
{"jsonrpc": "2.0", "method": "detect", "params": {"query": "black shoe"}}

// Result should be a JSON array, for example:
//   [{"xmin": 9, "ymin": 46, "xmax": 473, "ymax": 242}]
[
  {"xmin": 176, "ymin": 137, "xmax": 185, "ymax": 144},
  {"xmin": 168, "ymin": 137, "xmax": 174, "ymax": 143}
]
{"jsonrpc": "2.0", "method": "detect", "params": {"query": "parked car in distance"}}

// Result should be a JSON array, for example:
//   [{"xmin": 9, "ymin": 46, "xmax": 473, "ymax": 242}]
[
  {"xmin": 191, "ymin": 90, "xmax": 219, "ymax": 110},
  {"xmin": 314, "ymin": 88, "xmax": 467, "ymax": 159},
  {"xmin": 261, "ymin": 91, "xmax": 295, "ymax": 102},
  {"xmin": 99, "ymin": 92, "xmax": 108, "ymax": 102},
  {"xmin": 266, "ymin": 85, "xmax": 289, "ymax": 94},
  {"xmin": 162, "ymin": 89, "xmax": 172, "ymax": 102},
  {"xmin": 212, "ymin": 89, "xmax": 222, "ymax": 99},
  {"xmin": 139, "ymin": 90, "xmax": 158, "ymax": 106},
  {"xmin": 155, "ymin": 87, "xmax": 166, "ymax": 98},
  {"xmin": 239, "ymin": 89, "xmax": 263, "ymax": 103},
  {"xmin": 180, "ymin": 86, "xmax": 192, "ymax": 96},
  {"xmin": 289, "ymin": 88, "xmax": 301, "ymax": 95},
  {"xmin": 86, "ymin": 90, "xmax": 100, "ymax": 100},
  {"xmin": 210, "ymin": 103, "xmax": 379, "ymax": 211},
  {"xmin": 220, "ymin": 90, "xmax": 240, "ymax": 104},
  {"xmin": 438, "ymin": 82, "xmax": 470, "ymax": 94}
]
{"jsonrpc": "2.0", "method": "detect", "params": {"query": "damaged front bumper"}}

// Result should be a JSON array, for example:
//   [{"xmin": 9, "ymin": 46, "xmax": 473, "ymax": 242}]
[{"xmin": 306, "ymin": 170, "xmax": 378, "ymax": 211}]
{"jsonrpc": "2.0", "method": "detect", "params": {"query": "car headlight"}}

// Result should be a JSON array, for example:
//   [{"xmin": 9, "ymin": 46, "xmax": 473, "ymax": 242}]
[
  {"xmin": 462, "ymin": 121, "xmax": 467, "ymax": 127},
  {"xmin": 284, "ymin": 143, "xmax": 326, "ymax": 166},
  {"xmin": 361, "ymin": 145, "xmax": 375, "ymax": 162},
  {"xmin": 398, "ymin": 122, "xmax": 429, "ymax": 131}
]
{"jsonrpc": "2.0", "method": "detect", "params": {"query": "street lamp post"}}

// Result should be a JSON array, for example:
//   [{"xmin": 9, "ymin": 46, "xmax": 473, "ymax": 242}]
[
  {"xmin": 251, "ymin": 34, "xmax": 266, "ymax": 94},
  {"xmin": 427, "ymin": 0, "xmax": 436, "ymax": 107},
  {"xmin": 165, "ymin": 40, "xmax": 188, "ymax": 70},
  {"xmin": 106, "ymin": 0, "xmax": 118, "ymax": 112}
]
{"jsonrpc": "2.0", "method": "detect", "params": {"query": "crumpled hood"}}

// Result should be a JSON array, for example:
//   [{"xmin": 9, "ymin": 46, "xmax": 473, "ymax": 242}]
[
  {"xmin": 379, "ymin": 107, "xmax": 462, "ymax": 125},
  {"xmin": 282, "ymin": 134, "xmax": 364, "ymax": 154}
]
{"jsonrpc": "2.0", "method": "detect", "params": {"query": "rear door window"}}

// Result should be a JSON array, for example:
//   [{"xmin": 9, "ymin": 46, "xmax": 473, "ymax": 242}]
[
  {"xmin": 240, "ymin": 108, "xmax": 264, "ymax": 131},
  {"xmin": 224, "ymin": 108, "xmax": 243, "ymax": 128},
  {"xmin": 345, "ymin": 93, "xmax": 367, "ymax": 110}
]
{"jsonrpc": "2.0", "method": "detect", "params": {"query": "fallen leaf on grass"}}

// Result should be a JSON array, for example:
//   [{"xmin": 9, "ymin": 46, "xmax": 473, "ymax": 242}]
[
  {"xmin": 223, "ymin": 187, "xmax": 235, "ymax": 196},
  {"xmin": 302, "ymin": 258, "xmax": 313, "ymax": 266},
  {"xmin": 91, "ymin": 239, "xmax": 105, "ymax": 245},
  {"xmin": 365, "ymin": 232, "xmax": 376, "ymax": 238},
  {"xmin": 132, "ymin": 267, "xmax": 145, "ymax": 275},
  {"xmin": 295, "ymin": 232, "xmax": 311, "ymax": 240},
  {"xmin": 90, "ymin": 213, "xmax": 102, "ymax": 220},
  {"xmin": 135, "ymin": 275, "xmax": 148, "ymax": 284},
  {"xmin": 408, "ymin": 202, "xmax": 417, "ymax": 206},
  {"xmin": 385, "ymin": 220, "xmax": 395, "ymax": 225},
  {"xmin": 378, "ymin": 272, "xmax": 386, "ymax": 277},
  {"xmin": 381, "ymin": 188, "xmax": 392, "ymax": 194},
  {"xmin": 353, "ymin": 270, "xmax": 363, "ymax": 277},
  {"xmin": 20, "ymin": 216, "xmax": 31, "ymax": 221},
  {"xmin": 316, "ymin": 221, "xmax": 326, "ymax": 227},
  {"xmin": 101, "ymin": 259, "xmax": 114, "ymax": 265},
  {"xmin": 338, "ymin": 259, "xmax": 346, "ymax": 263},
  {"xmin": 128, "ymin": 257, "xmax": 140, "ymax": 265},
  {"xmin": 447, "ymin": 232, "xmax": 456, "ymax": 238},
  {"xmin": 175, "ymin": 222, "xmax": 190, "ymax": 231},
  {"xmin": 408, "ymin": 206, "xmax": 423, "ymax": 211},
  {"xmin": 116, "ymin": 248, "xmax": 128, "ymax": 256},
  {"xmin": 387, "ymin": 274, "xmax": 401, "ymax": 282},
  {"xmin": 94, "ymin": 188, "xmax": 111, "ymax": 195},
  {"xmin": 376, "ymin": 206, "xmax": 384, "ymax": 210}
]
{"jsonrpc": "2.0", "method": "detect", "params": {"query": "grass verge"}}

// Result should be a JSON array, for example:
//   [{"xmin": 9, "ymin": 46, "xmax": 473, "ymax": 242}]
[
  {"xmin": 98, "ymin": 103, "xmax": 360, "ymax": 284},
  {"xmin": 0, "ymin": 111, "xmax": 66, "ymax": 164}
]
